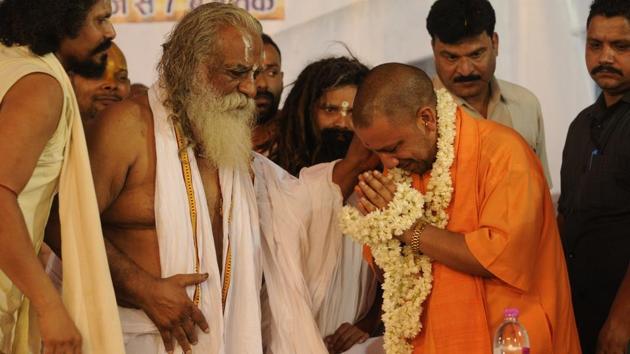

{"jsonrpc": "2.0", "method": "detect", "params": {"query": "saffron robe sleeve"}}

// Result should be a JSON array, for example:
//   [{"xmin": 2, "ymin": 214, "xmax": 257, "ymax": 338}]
[
  {"xmin": 462, "ymin": 121, "xmax": 581, "ymax": 353},
  {"xmin": 464, "ymin": 133, "xmax": 547, "ymax": 292},
  {"xmin": 253, "ymin": 154, "xmax": 344, "ymax": 354}
]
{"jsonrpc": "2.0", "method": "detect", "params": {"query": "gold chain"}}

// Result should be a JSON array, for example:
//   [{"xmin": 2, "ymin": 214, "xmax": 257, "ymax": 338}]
[
  {"xmin": 173, "ymin": 121, "xmax": 202, "ymax": 306},
  {"xmin": 173, "ymin": 120, "xmax": 232, "ymax": 310}
]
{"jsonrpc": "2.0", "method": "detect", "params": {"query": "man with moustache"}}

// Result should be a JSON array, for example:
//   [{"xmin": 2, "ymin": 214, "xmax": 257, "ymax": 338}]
[
  {"xmin": 427, "ymin": 0, "xmax": 552, "ymax": 184},
  {"xmin": 252, "ymin": 33, "xmax": 283, "ymax": 155},
  {"xmin": 38, "ymin": 42, "xmax": 131, "ymax": 292},
  {"xmin": 86, "ymin": 3, "xmax": 371, "ymax": 353},
  {"xmin": 0, "ymin": 0, "xmax": 124, "ymax": 353},
  {"xmin": 558, "ymin": 0, "xmax": 630, "ymax": 352},
  {"xmin": 350, "ymin": 63, "xmax": 581, "ymax": 353},
  {"xmin": 70, "ymin": 42, "xmax": 131, "ymax": 122}
]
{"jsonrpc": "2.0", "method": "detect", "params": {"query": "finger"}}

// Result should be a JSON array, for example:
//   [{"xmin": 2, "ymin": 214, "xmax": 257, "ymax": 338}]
[
  {"xmin": 191, "ymin": 306, "xmax": 210, "ymax": 333},
  {"xmin": 364, "ymin": 172, "xmax": 394, "ymax": 202},
  {"xmin": 599, "ymin": 340, "xmax": 623, "ymax": 354},
  {"xmin": 354, "ymin": 186, "xmax": 367, "ymax": 202},
  {"xmin": 324, "ymin": 336, "xmax": 330, "ymax": 347},
  {"xmin": 182, "ymin": 316, "xmax": 198, "ymax": 345},
  {"xmin": 359, "ymin": 182, "xmax": 388, "ymax": 209},
  {"xmin": 52, "ymin": 343, "xmax": 63, "ymax": 354},
  {"xmin": 60, "ymin": 343, "xmax": 75, "ymax": 354},
  {"xmin": 159, "ymin": 329, "xmax": 175, "ymax": 353},
  {"xmin": 51, "ymin": 343, "xmax": 63, "ymax": 354},
  {"xmin": 323, "ymin": 335, "xmax": 334, "ymax": 351},
  {"xmin": 331, "ymin": 323, "xmax": 352, "ymax": 351},
  {"xmin": 339, "ymin": 329, "xmax": 366, "ymax": 352},
  {"xmin": 43, "ymin": 343, "xmax": 55, "ymax": 354},
  {"xmin": 356, "ymin": 199, "xmax": 369, "ymax": 216},
  {"xmin": 176, "ymin": 273, "xmax": 209, "ymax": 287},
  {"xmin": 373, "ymin": 170, "xmax": 396, "ymax": 194},
  {"xmin": 42, "ymin": 343, "xmax": 52, "ymax": 354},
  {"xmin": 73, "ymin": 337, "xmax": 83, "ymax": 354},
  {"xmin": 336, "ymin": 329, "xmax": 358, "ymax": 351},
  {"xmin": 359, "ymin": 174, "xmax": 391, "ymax": 209},
  {"xmin": 62, "ymin": 343, "xmax": 76, "ymax": 354},
  {"xmin": 173, "ymin": 325, "xmax": 192, "ymax": 353},
  {"xmin": 330, "ymin": 333, "xmax": 345, "ymax": 352},
  {"xmin": 595, "ymin": 336, "xmax": 612, "ymax": 354},
  {"xmin": 358, "ymin": 181, "xmax": 388, "ymax": 209},
  {"xmin": 358, "ymin": 197, "xmax": 376, "ymax": 214},
  {"xmin": 339, "ymin": 328, "xmax": 363, "ymax": 351}
]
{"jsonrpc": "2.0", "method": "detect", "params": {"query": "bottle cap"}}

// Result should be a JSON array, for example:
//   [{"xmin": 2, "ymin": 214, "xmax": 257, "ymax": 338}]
[{"xmin": 504, "ymin": 308, "xmax": 519, "ymax": 318}]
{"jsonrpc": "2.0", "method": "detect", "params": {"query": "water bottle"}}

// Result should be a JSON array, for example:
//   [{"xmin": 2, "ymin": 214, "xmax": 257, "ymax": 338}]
[{"xmin": 493, "ymin": 308, "xmax": 531, "ymax": 354}]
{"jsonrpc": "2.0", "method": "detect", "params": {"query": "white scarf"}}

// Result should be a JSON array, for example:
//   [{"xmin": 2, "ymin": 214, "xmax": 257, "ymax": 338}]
[
  {"xmin": 118, "ymin": 85, "xmax": 262, "ymax": 354},
  {"xmin": 253, "ymin": 156, "xmax": 344, "ymax": 353}
]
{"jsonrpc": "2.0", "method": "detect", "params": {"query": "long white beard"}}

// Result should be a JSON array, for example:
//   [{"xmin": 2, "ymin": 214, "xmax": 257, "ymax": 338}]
[{"xmin": 186, "ymin": 89, "xmax": 255, "ymax": 172}]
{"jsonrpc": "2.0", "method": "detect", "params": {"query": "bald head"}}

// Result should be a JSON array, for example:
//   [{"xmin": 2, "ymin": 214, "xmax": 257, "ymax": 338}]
[{"xmin": 353, "ymin": 63, "xmax": 436, "ymax": 128}]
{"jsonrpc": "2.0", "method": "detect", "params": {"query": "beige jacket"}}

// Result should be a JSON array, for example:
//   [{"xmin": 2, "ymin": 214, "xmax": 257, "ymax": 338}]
[{"xmin": 434, "ymin": 76, "xmax": 552, "ymax": 186}]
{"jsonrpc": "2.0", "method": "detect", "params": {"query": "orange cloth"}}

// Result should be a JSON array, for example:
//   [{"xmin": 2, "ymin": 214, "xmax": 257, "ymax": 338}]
[{"xmin": 366, "ymin": 109, "xmax": 581, "ymax": 354}]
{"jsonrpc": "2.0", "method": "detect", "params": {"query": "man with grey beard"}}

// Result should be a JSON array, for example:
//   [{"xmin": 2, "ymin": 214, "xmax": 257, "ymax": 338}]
[{"xmin": 85, "ymin": 3, "xmax": 374, "ymax": 354}]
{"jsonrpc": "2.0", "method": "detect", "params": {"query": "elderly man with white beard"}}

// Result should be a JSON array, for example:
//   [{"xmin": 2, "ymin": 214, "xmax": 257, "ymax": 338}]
[{"xmin": 85, "ymin": 3, "xmax": 373, "ymax": 354}]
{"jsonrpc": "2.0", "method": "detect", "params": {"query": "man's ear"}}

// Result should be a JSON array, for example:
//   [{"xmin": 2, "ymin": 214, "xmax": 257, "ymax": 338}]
[
  {"xmin": 415, "ymin": 105, "xmax": 437, "ymax": 131},
  {"xmin": 492, "ymin": 32, "xmax": 499, "ymax": 57}
]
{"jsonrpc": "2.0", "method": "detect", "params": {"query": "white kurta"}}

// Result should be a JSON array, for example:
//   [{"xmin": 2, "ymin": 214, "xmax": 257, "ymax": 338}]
[{"xmin": 254, "ymin": 155, "xmax": 375, "ymax": 353}]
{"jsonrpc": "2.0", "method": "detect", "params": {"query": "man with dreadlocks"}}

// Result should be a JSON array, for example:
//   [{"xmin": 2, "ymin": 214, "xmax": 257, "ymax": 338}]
[
  {"xmin": 270, "ymin": 56, "xmax": 368, "ymax": 175},
  {"xmin": 268, "ymin": 57, "xmax": 381, "ymax": 353},
  {"xmin": 0, "ymin": 0, "xmax": 124, "ymax": 353},
  {"xmin": 85, "ymin": 3, "xmax": 375, "ymax": 353}
]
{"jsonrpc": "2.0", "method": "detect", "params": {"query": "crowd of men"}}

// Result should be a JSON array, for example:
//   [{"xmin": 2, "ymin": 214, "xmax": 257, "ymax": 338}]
[{"xmin": 0, "ymin": 0, "xmax": 627, "ymax": 353}]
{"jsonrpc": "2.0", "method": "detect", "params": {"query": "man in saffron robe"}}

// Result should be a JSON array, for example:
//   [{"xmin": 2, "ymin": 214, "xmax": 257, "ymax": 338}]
[{"xmin": 350, "ymin": 63, "xmax": 581, "ymax": 354}]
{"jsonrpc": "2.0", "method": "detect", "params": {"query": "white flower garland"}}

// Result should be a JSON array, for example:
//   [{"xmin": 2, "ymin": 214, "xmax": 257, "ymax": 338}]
[{"xmin": 339, "ymin": 89, "xmax": 457, "ymax": 354}]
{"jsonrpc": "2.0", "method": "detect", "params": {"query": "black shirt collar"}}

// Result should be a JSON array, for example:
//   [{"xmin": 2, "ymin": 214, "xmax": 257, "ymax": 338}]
[{"xmin": 595, "ymin": 91, "xmax": 630, "ymax": 111}]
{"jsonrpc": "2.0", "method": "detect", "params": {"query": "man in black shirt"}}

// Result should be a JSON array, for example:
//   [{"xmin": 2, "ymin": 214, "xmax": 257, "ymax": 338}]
[{"xmin": 558, "ymin": 0, "xmax": 630, "ymax": 353}]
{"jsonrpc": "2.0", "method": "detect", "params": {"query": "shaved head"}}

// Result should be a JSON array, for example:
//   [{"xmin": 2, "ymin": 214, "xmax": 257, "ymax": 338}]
[{"xmin": 353, "ymin": 63, "xmax": 436, "ymax": 128}]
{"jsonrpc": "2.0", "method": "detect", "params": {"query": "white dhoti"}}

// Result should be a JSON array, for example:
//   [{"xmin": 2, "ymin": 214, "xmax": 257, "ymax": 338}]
[{"xmin": 118, "ymin": 85, "xmax": 262, "ymax": 354}]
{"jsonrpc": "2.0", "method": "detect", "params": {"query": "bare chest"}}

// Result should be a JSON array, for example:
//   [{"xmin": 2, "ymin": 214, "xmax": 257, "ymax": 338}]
[{"xmin": 197, "ymin": 158, "xmax": 224, "ymax": 270}]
